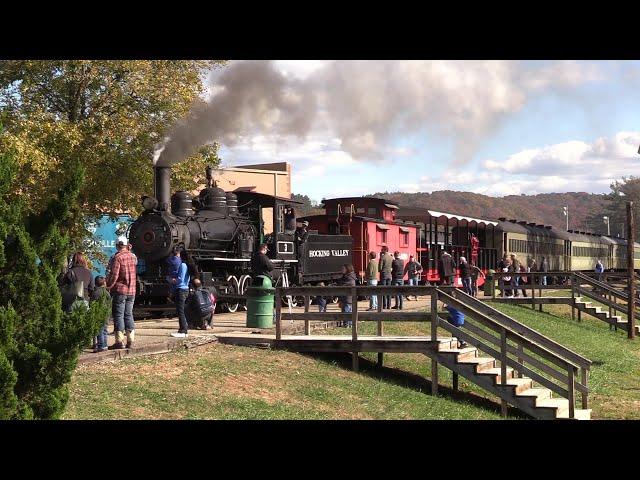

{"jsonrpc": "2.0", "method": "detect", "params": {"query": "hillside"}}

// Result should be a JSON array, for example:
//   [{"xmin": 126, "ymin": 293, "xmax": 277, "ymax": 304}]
[{"xmin": 370, "ymin": 191, "xmax": 611, "ymax": 233}]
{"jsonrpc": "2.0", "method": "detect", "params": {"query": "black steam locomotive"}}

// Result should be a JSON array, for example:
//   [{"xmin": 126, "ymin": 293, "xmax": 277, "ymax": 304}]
[{"xmin": 129, "ymin": 165, "xmax": 352, "ymax": 315}]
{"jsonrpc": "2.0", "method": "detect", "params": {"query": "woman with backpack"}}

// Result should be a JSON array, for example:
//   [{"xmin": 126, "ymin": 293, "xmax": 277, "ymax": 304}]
[{"xmin": 61, "ymin": 251, "xmax": 94, "ymax": 312}]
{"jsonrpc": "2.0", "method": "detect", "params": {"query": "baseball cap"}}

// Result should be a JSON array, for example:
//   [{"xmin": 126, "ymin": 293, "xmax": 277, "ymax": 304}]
[{"xmin": 116, "ymin": 236, "xmax": 129, "ymax": 246}]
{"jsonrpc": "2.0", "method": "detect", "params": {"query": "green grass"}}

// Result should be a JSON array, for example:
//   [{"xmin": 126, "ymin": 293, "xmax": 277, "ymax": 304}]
[
  {"xmin": 64, "ymin": 342, "xmax": 501, "ymax": 420},
  {"xmin": 65, "ymin": 293, "xmax": 640, "ymax": 419}
]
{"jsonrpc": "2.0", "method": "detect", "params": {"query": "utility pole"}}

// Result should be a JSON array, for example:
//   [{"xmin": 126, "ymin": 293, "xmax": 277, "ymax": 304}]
[
  {"xmin": 603, "ymin": 216, "xmax": 610, "ymax": 236},
  {"xmin": 627, "ymin": 202, "xmax": 636, "ymax": 339},
  {"xmin": 563, "ymin": 206, "xmax": 569, "ymax": 231}
]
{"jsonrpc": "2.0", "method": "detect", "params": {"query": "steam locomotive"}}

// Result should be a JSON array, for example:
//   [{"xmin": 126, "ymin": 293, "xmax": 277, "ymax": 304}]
[{"xmin": 129, "ymin": 165, "xmax": 352, "ymax": 315}]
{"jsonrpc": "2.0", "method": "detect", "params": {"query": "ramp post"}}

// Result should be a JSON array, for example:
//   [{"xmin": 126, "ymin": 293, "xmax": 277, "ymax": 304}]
[
  {"xmin": 351, "ymin": 287, "xmax": 359, "ymax": 371},
  {"xmin": 377, "ymin": 295, "xmax": 384, "ymax": 367},
  {"xmin": 431, "ymin": 288, "xmax": 439, "ymax": 395}
]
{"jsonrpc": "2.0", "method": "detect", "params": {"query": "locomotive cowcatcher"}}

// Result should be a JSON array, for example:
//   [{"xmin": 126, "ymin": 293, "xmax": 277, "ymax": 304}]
[{"xmin": 129, "ymin": 165, "xmax": 352, "ymax": 316}]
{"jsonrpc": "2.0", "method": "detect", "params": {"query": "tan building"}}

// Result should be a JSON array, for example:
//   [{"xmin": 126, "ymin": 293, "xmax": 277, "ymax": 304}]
[{"xmin": 209, "ymin": 162, "xmax": 291, "ymax": 199}]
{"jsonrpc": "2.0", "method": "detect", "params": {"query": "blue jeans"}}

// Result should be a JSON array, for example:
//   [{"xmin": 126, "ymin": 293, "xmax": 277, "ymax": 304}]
[
  {"xmin": 95, "ymin": 323, "xmax": 108, "ymax": 350},
  {"xmin": 343, "ymin": 302, "xmax": 352, "ymax": 327},
  {"xmin": 176, "ymin": 289, "xmax": 189, "ymax": 333},
  {"xmin": 381, "ymin": 276, "xmax": 392, "ymax": 309},
  {"xmin": 462, "ymin": 277, "xmax": 473, "ymax": 295},
  {"xmin": 112, "ymin": 294, "xmax": 135, "ymax": 333},
  {"xmin": 392, "ymin": 279, "xmax": 403, "ymax": 309},
  {"xmin": 368, "ymin": 279, "xmax": 378, "ymax": 309},
  {"xmin": 408, "ymin": 276, "xmax": 419, "ymax": 299},
  {"xmin": 317, "ymin": 296, "xmax": 327, "ymax": 312}
]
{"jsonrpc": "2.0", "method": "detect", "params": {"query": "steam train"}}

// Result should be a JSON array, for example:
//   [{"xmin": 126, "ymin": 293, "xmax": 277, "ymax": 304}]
[{"xmin": 129, "ymin": 165, "xmax": 352, "ymax": 315}]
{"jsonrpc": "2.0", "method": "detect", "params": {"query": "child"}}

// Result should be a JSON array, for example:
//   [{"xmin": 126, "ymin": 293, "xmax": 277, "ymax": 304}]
[
  {"xmin": 165, "ymin": 247, "xmax": 183, "ymax": 302},
  {"xmin": 316, "ymin": 282, "xmax": 327, "ymax": 313},
  {"xmin": 91, "ymin": 276, "xmax": 111, "ymax": 352},
  {"xmin": 445, "ymin": 304, "xmax": 468, "ymax": 348}
]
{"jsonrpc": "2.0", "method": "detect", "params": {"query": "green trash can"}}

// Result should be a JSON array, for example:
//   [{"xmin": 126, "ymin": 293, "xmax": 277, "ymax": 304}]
[
  {"xmin": 246, "ymin": 275, "xmax": 276, "ymax": 328},
  {"xmin": 484, "ymin": 269, "xmax": 496, "ymax": 296}
]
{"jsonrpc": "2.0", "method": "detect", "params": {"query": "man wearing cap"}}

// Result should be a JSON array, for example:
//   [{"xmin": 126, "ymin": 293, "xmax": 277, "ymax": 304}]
[
  {"xmin": 106, "ymin": 236, "xmax": 137, "ymax": 349},
  {"xmin": 251, "ymin": 243, "xmax": 274, "ymax": 279},
  {"xmin": 295, "ymin": 221, "xmax": 310, "ymax": 244}
]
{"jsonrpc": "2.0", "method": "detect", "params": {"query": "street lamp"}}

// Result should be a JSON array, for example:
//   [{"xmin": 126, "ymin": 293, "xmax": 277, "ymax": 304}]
[{"xmin": 603, "ymin": 216, "xmax": 610, "ymax": 236}]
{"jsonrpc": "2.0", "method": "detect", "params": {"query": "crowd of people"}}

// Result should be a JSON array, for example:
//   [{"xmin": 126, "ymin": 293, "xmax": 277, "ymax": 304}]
[
  {"xmin": 60, "ymin": 237, "xmax": 217, "ymax": 352},
  {"xmin": 495, "ymin": 252, "xmax": 548, "ymax": 298}
]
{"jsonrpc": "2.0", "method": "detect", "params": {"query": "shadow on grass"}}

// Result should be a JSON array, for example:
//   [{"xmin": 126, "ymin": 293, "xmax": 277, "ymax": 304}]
[{"xmin": 299, "ymin": 350, "xmax": 528, "ymax": 419}]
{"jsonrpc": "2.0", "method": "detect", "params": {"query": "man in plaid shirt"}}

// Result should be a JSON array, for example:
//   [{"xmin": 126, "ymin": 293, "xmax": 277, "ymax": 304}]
[{"xmin": 106, "ymin": 237, "xmax": 137, "ymax": 349}]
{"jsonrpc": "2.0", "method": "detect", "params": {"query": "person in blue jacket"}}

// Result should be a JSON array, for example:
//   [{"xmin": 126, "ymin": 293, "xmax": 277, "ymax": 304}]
[
  {"xmin": 445, "ymin": 304, "xmax": 468, "ymax": 348},
  {"xmin": 170, "ymin": 248, "xmax": 197, "ymax": 338}
]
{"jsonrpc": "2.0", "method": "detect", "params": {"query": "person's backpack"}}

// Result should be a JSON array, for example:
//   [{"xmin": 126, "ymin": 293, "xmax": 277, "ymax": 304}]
[{"xmin": 61, "ymin": 270, "xmax": 84, "ymax": 312}]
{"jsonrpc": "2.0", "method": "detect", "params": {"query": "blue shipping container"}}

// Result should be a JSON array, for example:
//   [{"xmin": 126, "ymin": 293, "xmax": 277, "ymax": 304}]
[{"xmin": 87, "ymin": 215, "xmax": 133, "ymax": 277}]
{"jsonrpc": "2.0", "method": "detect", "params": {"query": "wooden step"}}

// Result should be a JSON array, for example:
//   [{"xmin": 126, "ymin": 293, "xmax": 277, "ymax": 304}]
[
  {"xmin": 503, "ymin": 377, "xmax": 533, "ymax": 394},
  {"xmin": 536, "ymin": 398, "xmax": 569, "ymax": 417},
  {"xmin": 516, "ymin": 387, "xmax": 552, "ymax": 401},
  {"xmin": 457, "ymin": 357, "xmax": 495, "ymax": 372},
  {"xmin": 439, "ymin": 347, "xmax": 478, "ymax": 361},
  {"xmin": 556, "ymin": 408, "xmax": 592, "ymax": 420},
  {"xmin": 478, "ymin": 366, "xmax": 514, "ymax": 383}
]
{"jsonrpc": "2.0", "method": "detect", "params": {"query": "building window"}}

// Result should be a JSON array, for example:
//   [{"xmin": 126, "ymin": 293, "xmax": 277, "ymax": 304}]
[{"xmin": 376, "ymin": 229, "xmax": 387, "ymax": 245}]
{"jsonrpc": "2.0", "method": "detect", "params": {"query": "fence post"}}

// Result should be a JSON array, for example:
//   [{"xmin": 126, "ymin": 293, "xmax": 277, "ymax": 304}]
[
  {"xmin": 275, "ymin": 287, "xmax": 282, "ymax": 341},
  {"xmin": 500, "ymin": 327, "xmax": 508, "ymax": 418},
  {"xmin": 351, "ymin": 287, "xmax": 359, "ymax": 372},
  {"xmin": 431, "ymin": 288, "xmax": 439, "ymax": 395},
  {"xmin": 377, "ymin": 287, "xmax": 383, "ymax": 367},
  {"xmin": 581, "ymin": 367, "xmax": 588, "ymax": 410},
  {"xmin": 304, "ymin": 294, "xmax": 310, "ymax": 335},
  {"xmin": 531, "ymin": 280, "xmax": 536, "ymax": 310},
  {"xmin": 571, "ymin": 274, "xmax": 576, "ymax": 322},
  {"xmin": 568, "ymin": 366, "xmax": 575, "ymax": 419}
]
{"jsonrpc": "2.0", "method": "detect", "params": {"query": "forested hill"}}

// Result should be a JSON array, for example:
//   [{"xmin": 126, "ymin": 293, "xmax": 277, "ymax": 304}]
[{"xmin": 369, "ymin": 191, "xmax": 610, "ymax": 233}]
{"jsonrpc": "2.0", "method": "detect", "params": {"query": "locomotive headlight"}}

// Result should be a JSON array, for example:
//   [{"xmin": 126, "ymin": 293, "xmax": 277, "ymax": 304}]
[{"xmin": 142, "ymin": 196, "xmax": 158, "ymax": 211}]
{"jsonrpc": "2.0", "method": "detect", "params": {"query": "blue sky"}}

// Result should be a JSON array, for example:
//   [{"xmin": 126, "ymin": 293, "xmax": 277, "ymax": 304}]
[{"xmin": 215, "ymin": 60, "xmax": 640, "ymax": 204}]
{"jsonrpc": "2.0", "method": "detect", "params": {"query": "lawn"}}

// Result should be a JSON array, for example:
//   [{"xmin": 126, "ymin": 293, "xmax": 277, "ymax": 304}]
[
  {"xmin": 64, "ymin": 342, "xmax": 501, "ymax": 420},
  {"xmin": 65, "ymin": 294, "xmax": 640, "ymax": 420}
]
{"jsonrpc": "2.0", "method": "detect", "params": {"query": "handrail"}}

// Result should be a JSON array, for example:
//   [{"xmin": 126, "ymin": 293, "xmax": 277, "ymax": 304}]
[
  {"xmin": 574, "ymin": 271, "xmax": 639, "ymax": 305},
  {"xmin": 274, "ymin": 283, "xmax": 590, "ymax": 417},
  {"xmin": 436, "ymin": 289, "xmax": 587, "ymax": 416},
  {"xmin": 450, "ymin": 288, "xmax": 591, "ymax": 369}
]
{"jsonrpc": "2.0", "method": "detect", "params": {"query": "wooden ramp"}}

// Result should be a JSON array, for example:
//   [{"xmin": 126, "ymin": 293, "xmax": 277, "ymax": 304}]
[{"xmin": 217, "ymin": 285, "xmax": 593, "ymax": 420}]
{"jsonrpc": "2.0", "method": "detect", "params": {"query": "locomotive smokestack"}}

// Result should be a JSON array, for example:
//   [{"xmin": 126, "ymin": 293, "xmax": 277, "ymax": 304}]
[{"xmin": 154, "ymin": 166, "xmax": 171, "ymax": 212}]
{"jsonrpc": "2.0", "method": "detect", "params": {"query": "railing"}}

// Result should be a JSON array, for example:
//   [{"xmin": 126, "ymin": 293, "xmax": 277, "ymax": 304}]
[
  {"xmin": 450, "ymin": 288, "xmax": 591, "ymax": 410},
  {"xmin": 274, "ymin": 284, "xmax": 590, "ymax": 418},
  {"xmin": 436, "ymin": 289, "xmax": 589, "ymax": 418},
  {"xmin": 572, "ymin": 272, "xmax": 640, "ymax": 329}
]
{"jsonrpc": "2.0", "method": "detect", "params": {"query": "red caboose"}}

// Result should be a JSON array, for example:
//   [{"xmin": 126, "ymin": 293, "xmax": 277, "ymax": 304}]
[{"xmin": 302, "ymin": 197, "xmax": 420, "ymax": 282}]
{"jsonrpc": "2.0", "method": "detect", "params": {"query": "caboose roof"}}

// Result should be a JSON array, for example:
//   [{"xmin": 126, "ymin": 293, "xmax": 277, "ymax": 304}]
[{"xmin": 321, "ymin": 197, "xmax": 399, "ymax": 208}]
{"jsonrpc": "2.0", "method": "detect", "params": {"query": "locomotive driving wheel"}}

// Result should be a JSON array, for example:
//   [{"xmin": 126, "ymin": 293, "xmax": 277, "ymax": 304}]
[
  {"xmin": 225, "ymin": 275, "xmax": 240, "ymax": 313},
  {"xmin": 239, "ymin": 274, "xmax": 252, "ymax": 311}
]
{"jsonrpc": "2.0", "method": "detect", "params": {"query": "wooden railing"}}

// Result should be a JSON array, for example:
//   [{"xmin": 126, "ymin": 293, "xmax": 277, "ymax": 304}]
[
  {"xmin": 572, "ymin": 272, "xmax": 640, "ymax": 328},
  {"xmin": 274, "ymin": 284, "xmax": 590, "ymax": 418}
]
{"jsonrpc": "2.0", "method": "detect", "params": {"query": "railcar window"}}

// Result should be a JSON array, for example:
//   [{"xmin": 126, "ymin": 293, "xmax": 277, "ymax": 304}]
[
  {"xmin": 356, "ymin": 207, "xmax": 366, "ymax": 214},
  {"xmin": 401, "ymin": 231, "xmax": 409, "ymax": 247},
  {"xmin": 368, "ymin": 207, "xmax": 378, "ymax": 216},
  {"xmin": 376, "ymin": 229, "xmax": 387, "ymax": 245}
]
